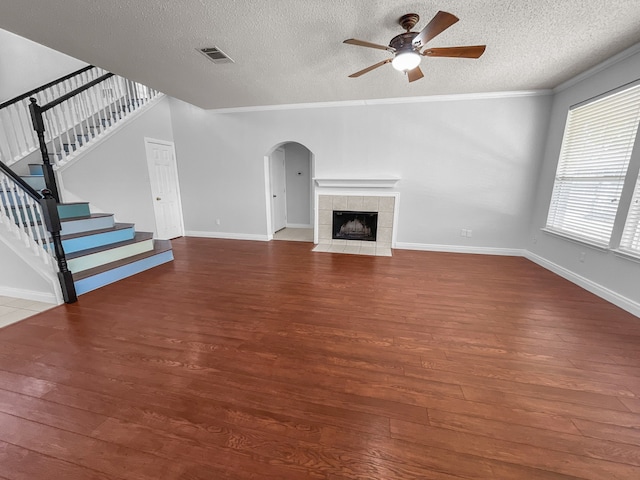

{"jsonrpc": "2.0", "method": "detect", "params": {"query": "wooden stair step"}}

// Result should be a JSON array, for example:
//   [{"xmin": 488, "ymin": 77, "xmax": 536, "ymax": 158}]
[
  {"xmin": 19, "ymin": 175, "xmax": 45, "ymax": 190},
  {"xmin": 57, "ymin": 202, "xmax": 91, "ymax": 220},
  {"xmin": 61, "ymin": 222, "xmax": 134, "ymax": 241},
  {"xmin": 66, "ymin": 231, "xmax": 154, "ymax": 273},
  {"xmin": 27, "ymin": 164, "xmax": 44, "ymax": 175},
  {"xmin": 60, "ymin": 223, "xmax": 136, "ymax": 254},
  {"xmin": 73, "ymin": 240, "xmax": 174, "ymax": 295},
  {"xmin": 60, "ymin": 213, "xmax": 114, "ymax": 236}
]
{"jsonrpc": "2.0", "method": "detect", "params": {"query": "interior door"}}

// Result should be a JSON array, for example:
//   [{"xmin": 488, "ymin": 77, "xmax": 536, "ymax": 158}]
[
  {"xmin": 145, "ymin": 139, "xmax": 184, "ymax": 240},
  {"xmin": 271, "ymin": 148, "xmax": 287, "ymax": 233}
]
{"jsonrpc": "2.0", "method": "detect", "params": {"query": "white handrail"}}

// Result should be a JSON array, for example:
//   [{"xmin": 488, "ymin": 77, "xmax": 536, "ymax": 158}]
[
  {"xmin": 0, "ymin": 67, "xmax": 108, "ymax": 167},
  {"xmin": 0, "ymin": 167, "xmax": 57, "ymax": 268}
]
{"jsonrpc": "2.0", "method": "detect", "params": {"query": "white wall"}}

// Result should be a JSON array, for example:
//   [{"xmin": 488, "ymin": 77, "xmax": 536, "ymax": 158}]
[
  {"xmin": 0, "ymin": 29, "xmax": 87, "ymax": 103},
  {"xmin": 284, "ymin": 142, "xmax": 311, "ymax": 226},
  {"xmin": 527, "ymin": 50, "xmax": 640, "ymax": 313},
  {"xmin": 59, "ymin": 97, "xmax": 175, "ymax": 234},
  {"xmin": 0, "ymin": 232, "xmax": 59, "ymax": 303},
  {"xmin": 170, "ymin": 94, "xmax": 552, "ymax": 248}
]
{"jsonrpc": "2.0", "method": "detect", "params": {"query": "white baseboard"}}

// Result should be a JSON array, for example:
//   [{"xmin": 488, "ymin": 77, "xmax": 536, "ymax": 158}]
[
  {"xmin": 286, "ymin": 223, "xmax": 313, "ymax": 229},
  {"xmin": 524, "ymin": 251, "xmax": 640, "ymax": 318},
  {"xmin": 395, "ymin": 242, "xmax": 525, "ymax": 257},
  {"xmin": 0, "ymin": 286, "xmax": 59, "ymax": 304},
  {"xmin": 185, "ymin": 231, "xmax": 270, "ymax": 242}
]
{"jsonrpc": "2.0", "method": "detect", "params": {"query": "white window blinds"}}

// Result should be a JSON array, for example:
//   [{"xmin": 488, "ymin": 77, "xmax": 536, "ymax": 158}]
[
  {"xmin": 546, "ymin": 83, "xmax": 640, "ymax": 247},
  {"xmin": 620, "ymin": 175, "xmax": 640, "ymax": 255}
]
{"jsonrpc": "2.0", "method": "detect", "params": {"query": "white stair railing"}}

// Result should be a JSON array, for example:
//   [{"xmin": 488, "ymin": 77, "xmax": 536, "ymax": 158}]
[
  {"xmin": 0, "ymin": 163, "xmax": 56, "ymax": 268},
  {"xmin": 35, "ymin": 74, "xmax": 161, "ymax": 168},
  {"xmin": 0, "ymin": 66, "xmax": 108, "ymax": 167}
]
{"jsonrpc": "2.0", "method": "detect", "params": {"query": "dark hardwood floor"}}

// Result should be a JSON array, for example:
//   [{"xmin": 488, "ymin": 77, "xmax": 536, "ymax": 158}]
[{"xmin": 1, "ymin": 237, "xmax": 639, "ymax": 479}]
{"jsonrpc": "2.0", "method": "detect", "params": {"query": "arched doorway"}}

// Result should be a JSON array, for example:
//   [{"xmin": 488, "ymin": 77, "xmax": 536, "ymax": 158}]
[{"xmin": 265, "ymin": 142, "xmax": 314, "ymax": 241}]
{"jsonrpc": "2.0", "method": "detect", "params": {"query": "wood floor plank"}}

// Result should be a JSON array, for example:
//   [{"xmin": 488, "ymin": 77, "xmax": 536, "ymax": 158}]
[
  {"xmin": 325, "ymin": 423, "xmax": 586, "ymax": 480},
  {"xmin": 390, "ymin": 418, "xmax": 640, "ymax": 479},
  {"xmin": 0, "ymin": 411, "xmax": 184, "ymax": 480},
  {"xmin": 403, "ymin": 364, "xmax": 630, "ymax": 411},
  {"xmin": 417, "ymin": 353, "xmax": 637, "ymax": 398},
  {"xmin": 1, "ymin": 237, "xmax": 639, "ymax": 479},
  {"xmin": 0, "ymin": 440, "xmax": 116, "ymax": 480},
  {"xmin": 572, "ymin": 417, "xmax": 640, "ymax": 446},
  {"xmin": 0, "ymin": 388, "xmax": 109, "ymax": 435},
  {"xmin": 427, "ymin": 409, "xmax": 640, "ymax": 466},
  {"xmin": 462, "ymin": 386, "xmax": 640, "ymax": 427}
]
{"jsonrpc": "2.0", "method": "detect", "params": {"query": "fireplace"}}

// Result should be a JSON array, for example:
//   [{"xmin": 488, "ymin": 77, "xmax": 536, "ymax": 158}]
[
  {"xmin": 332, "ymin": 210, "xmax": 378, "ymax": 242},
  {"xmin": 315, "ymin": 194, "xmax": 396, "ymax": 257}
]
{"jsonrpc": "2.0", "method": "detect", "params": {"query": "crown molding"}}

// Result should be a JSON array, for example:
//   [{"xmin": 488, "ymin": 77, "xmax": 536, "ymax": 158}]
[
  {"xmin": 208, "ymin": 90, "xmax": 552, "ymax": 114},
  {"xmin": 314, "ymin": 177, "xmax": 400, "ymax": 189},
  {"xmin": 554, "ymin": 42, "xmax": 640, "ymax": 93}
]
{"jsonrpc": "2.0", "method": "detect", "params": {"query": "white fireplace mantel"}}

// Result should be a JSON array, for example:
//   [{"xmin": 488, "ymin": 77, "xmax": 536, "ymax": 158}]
[{"xmin": 314, "ymin": 177, "xmax": 400, "ymax": 189}]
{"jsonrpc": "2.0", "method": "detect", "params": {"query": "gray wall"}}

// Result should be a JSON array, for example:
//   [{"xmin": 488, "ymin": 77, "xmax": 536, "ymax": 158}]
[
  {"xmin": 0, "ymin": 28, "xmax": 87, "ymax": 102},
  {"xmin": 0, "ymin": 234, "xmax": 57, "ymax": 302},
  {"xmin": 528, "ymin": 49, "xmax": 640, "ymax": 310},
  {"xmin": 284, "ymin": 142, "xmax": 311, "ymax": 227},
  {"xmin": 59, "ymin": 97, "xmax": 175, "ymax": 234},
  {"xmin": 170, "ymin": 94, "xmax": 552, "ymax": 248}
]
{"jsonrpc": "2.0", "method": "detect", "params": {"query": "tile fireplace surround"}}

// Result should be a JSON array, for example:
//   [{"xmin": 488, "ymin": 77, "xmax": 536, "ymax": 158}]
[{"xmin": 313, "ymin": 194, "xmax": 396, "ymax": 257}]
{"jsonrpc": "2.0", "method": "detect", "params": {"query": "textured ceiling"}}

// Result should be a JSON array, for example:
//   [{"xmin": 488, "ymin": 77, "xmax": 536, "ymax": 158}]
[{"xmin": 0, "ymin": 1, "xmax": 639, "ymax": 110}]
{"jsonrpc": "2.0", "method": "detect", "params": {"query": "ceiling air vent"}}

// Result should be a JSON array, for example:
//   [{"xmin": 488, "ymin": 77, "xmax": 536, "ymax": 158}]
[{"xmin": 198, "ymin": 47, "xmax": 234, "ymax": 64}]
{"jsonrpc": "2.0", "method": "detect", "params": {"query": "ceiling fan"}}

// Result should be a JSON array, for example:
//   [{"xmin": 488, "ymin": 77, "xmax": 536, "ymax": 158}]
[{"xmin": 344, "ymin": 10, "xmax": 486, "ymax": 83}]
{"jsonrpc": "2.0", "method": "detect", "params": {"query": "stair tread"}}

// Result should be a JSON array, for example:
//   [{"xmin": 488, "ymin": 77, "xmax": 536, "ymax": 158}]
[
  {"xmin": 73, "ymin": 239, "xmax": 172, "ymax": 281},
  {"xmin": 9, "ymin": 201, "xmax": 90, "ymax": 210},
  {"xmin": 66, "ymin": 231, "xmax": 154, "ymax": 260},
  {"xmin": 61, "ymin": 222, "xmax": 134, "ymax": 241},
  {"xmin": 61, "ymin": 212, "xmax": 112, "ymax": 223}
]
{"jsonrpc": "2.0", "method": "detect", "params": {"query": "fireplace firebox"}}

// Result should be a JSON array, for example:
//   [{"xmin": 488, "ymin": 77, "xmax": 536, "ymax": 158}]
[{"xmin": 332, "ymin": 210, "xmax": 378, "ymax": 242}]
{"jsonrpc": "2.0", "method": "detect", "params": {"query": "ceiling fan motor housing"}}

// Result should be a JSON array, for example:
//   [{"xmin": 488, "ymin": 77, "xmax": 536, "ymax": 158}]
[{"xmin": 389, "ymin": 32, "xmax": 420, "ymax": 54}]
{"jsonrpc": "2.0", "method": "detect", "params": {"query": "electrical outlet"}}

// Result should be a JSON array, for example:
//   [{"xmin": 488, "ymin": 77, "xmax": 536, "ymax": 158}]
[
  {"xmin": 579, "ymin": 252, "xmax": 586, "ymax": 263},
  {"xmin": 215, "ymin": 219, "xmax": 221, "ymax": 226},
  {"xmin": 461, "ymin": 229, "xmax": 467, "ymax": 237},
  {"xmin": 467, "ymin": 229, "xmax": 473, "ymax": 238}
]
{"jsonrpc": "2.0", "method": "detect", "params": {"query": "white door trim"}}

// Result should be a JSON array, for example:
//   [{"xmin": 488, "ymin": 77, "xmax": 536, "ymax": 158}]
[
  {"xmin": 270, "ymin": 147, "xmax": 287, "ymax": 233},
  {"xmin": 144, "ymin": 137, "xmax": 185, "ymax": 239},
  {"xmin": 263, "ymin": 156, "xmax": 274, "ymax": 240}
]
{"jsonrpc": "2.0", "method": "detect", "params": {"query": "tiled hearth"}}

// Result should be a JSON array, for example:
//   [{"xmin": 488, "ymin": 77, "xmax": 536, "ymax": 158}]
[{"xmin": 313, "ymin": 194, "xmax": 395, "ymax": 256}]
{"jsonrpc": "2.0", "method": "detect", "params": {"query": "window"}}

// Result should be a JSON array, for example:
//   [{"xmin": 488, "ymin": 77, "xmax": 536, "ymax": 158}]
[
  {"xmin": 546, "ymin": 82, "xmax": 640, "ymax": 250},
  {"xmin": 620, "ymin": 174, "xmax": 640, "ymax": 254}
]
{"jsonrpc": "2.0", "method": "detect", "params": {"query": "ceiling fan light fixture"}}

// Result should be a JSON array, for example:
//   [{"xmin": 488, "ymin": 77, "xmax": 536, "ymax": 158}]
[{"xmin": 391, "ymin": 51, "xmax": 421, "ymax": 72}]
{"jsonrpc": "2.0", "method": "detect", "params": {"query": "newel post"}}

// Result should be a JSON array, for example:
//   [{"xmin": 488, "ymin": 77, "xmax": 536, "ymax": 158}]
[
  {"xmin": 28, "ymin": 98, "xmax": 60, "ymax": 202},
  {"xmin": 39, "ymin": 189, "xmax": 77, "ymax": 303}
]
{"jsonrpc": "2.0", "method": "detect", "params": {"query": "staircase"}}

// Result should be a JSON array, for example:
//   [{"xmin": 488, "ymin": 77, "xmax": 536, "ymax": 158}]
[
  {"xmin": 0, "ymin": 66, "xmax": 173, "ymax": 301},
  {"xmin": 6, "ymin": 164, "xmax": 173, "ymax": 297}
]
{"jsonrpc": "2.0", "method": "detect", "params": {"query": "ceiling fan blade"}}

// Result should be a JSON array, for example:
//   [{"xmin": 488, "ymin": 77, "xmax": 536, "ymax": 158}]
[
  {"xmin": 407, "ymin": 67, "xmax": 424, "ymax": 83},
  {"xmin": 348, "ymin": 59, "xmax": 392, "ymax": 78},
  {"xmin": 412, "ymin": 11, "xmax": 459, "ymax": 48},
  {"xmin": 343, "ymin": 38, "xmax": 392, "ymax": 52},
  {"xmin": 423, "ymin": 45, "xmax": 486, "ymax": 58}
]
